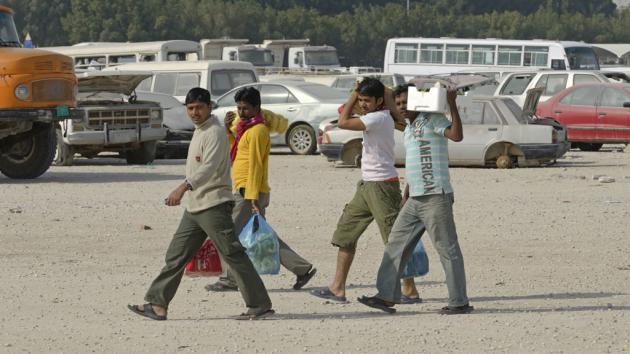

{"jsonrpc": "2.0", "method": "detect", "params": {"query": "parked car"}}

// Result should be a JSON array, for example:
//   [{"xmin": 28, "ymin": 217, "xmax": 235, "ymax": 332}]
[
  {"xmin": 319, "ymin": 88, "xmax": 569, "ymax": 168},
  {"xmin": 54, "ymin": 71, "xmax": 166, "ymax": 166},
  {"xmin": 136, "ymin": 91, "xmax": 192, "ymax": 158},
  {"xmin": 330, "ymin": 73, "xmax": 406, "ymax": 91},
  {"xmin": 536, "ymin": 82, "xmax": 630, "ymax": 151},
  {"xmin": 495, "ymin": 70, "xmax": 630, "ymax": 108},
  {"xmin": 213, "ymin": 80, "xmax": 346, "ymax": 155}
]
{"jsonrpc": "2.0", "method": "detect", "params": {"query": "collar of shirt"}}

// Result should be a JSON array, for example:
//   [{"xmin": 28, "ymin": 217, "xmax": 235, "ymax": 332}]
[{"xmin": 194, "ymin": 115, "xmax": 217, "ymax": 129}]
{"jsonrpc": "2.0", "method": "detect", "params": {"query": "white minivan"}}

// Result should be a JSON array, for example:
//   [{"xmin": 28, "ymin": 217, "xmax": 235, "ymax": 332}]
[{"xmin": 104, "ymin": 60, "xmax": 259, "ymax": 102}]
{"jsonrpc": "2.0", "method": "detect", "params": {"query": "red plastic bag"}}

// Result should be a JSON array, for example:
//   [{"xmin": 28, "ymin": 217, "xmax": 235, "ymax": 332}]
[{"xmin": 185, "ymin": 239, "xmax": 222, "ymax": 277}]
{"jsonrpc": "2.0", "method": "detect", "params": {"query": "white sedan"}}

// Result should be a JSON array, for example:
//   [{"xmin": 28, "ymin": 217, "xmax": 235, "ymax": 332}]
[
  {"xmin": 213, "ymin": 80, "xmax": 346, "ymax": 155},
  {"xmin": 318, "ymin": 89, "xmax": 570, "ymax": 168}
]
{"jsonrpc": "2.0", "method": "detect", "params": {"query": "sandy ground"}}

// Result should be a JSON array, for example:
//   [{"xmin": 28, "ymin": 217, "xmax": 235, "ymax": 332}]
[{"xmin": 1, "ymin": 146, "xmax": 629, "ymax": 353}]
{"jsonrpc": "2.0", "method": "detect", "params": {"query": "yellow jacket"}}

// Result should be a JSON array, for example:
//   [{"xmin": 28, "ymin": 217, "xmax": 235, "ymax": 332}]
[
  {"xmin": 228, "ymin": 109, "xmax": 289, "ymax": 135},
  {"xmin": 231, "ymin": 124, "xmax": 271, "ymax": 200}
]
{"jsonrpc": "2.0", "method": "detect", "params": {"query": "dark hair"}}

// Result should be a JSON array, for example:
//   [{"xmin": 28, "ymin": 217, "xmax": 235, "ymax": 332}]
[
  {"xmin": 234, "ymin": 86, "xmax": 261, "ymax": 107},
  {"xmin": 185, "ymin": 87, "xmax": 211, "ymax": 105},
  {"xmin": 356, "ymin": 77, "xmax": 385, "ymax": 99},
  {"xmin": 394, "ymin": 83, "xmax": 415, "ymax": 98}
]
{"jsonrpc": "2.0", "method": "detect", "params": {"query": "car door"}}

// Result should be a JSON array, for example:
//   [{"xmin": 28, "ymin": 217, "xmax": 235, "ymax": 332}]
[
  {"xmin": 551, "ymin": 86, "xmax": 599, "ymax": 142},
  {"xmin": 597, "ymin": 87, "xmax": 630, "ymax": 141},
  {"xmin": 259, "ymin": 84, "xmax": 300, "ymax": 143},
  {"xmin": 449, "ymin": 98, "xmax": 502, "ymax": 164}
]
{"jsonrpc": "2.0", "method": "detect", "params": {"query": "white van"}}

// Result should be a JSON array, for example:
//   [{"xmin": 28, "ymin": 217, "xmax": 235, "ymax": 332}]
[{"xmin": 104, "ymin": 60, "xmax": 259, "ymax": 102}]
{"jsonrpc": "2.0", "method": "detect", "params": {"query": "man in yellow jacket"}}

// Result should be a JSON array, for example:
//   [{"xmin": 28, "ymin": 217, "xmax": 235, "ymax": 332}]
[{"xmin": 206, "ymin": 87, "xmax": 317, "ymax": 292}]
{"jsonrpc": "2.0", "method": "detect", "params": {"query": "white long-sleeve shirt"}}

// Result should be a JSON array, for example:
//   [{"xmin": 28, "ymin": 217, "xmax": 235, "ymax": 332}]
[{"xmin": 185, "ymin": 115, "xmax": 233, "ymax": 213}]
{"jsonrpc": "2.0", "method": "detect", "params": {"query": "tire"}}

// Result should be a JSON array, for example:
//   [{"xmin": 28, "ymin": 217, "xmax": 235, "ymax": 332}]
[
  {"xmin": 287, "ymin": 124, "xmax": 316, "ymax": 155},
  {"xmin": 126, "ymin": 141, "xmax": 157, "ymax": 165},
  {"xmin": 0, "ymin": 123, "xmax": 56, "ymax": 179},
  {"xmin": 496, "ymin": 155, "xmax": 513, "ymax": 169},
  {"xmin": 53, "ymin": 129, "xmax": 74, "ymax": 166},
  {"xmin": 577, "ymin": 143, "xmax": 603, "ymax": 152},
  {"xmin": 341, "ymin": 140, "xmax": 362, "ymax": 167}
]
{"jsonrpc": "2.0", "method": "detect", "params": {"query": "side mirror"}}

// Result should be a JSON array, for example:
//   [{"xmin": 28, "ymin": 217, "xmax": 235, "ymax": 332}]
[{"xmin": 624, "ymin": 102, "xmax": 630, "ymax": 108}]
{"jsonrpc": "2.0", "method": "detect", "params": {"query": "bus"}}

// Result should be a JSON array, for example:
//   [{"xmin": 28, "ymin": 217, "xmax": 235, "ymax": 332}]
[
  {"xmin": 44, "ymin": 40, "xmax": 201, "ymax": 70},
  {"xmin": 384, "ymin": 38, "xmax": 600, "ymax": 77}
]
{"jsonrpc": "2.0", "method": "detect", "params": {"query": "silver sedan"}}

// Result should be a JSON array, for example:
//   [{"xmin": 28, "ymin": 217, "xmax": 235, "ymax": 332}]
[
  {"xmin": 213, "ymin": 80, "xmax": 346, "ymax": 155},
  {"xmin": 319, "ymin": 90, "xmax": 570, "ymax": 168}
]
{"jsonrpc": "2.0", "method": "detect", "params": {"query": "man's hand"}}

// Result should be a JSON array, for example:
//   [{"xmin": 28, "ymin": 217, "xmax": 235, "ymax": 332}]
[
  {"xmin": 250, "ymin": 199, "xmax": 260, "ymax": 214},
  {"xmin": 165, "ymin": 183, "xmax": 187, "ymax": 206},
  {"xmin": 224, "ymin": 111, "xmax": 236, "ymax": 133}
]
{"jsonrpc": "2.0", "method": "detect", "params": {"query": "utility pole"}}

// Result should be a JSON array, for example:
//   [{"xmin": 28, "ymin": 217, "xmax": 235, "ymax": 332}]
[{"xmin": 406, "ymin": 0, "xmax": 410, "ymax": 14}]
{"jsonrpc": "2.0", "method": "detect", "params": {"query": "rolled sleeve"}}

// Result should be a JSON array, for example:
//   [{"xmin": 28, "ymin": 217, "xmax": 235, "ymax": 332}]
[{"xmin": 431, "ymin": 114, "xmax": 452, "ymax": 137}]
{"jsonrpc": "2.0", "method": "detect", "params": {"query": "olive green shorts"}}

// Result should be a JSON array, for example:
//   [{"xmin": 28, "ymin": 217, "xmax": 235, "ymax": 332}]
[{"xmin": 331, "ymin": 180, "xmax": 402, "ymax": 250}]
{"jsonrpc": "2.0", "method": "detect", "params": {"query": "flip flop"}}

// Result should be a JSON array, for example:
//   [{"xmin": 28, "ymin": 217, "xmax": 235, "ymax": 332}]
[
  {"xmin": 400, "ymin": 295, "xmax": 423, "ymax": 304},
  {"xmin": 127, "ymin": 304, "xmax": 167, "ymax": 321},
  {"xmin": 233, "ymin": 309, "xmax": 275, "ymax": 321},
  {"xmin": 205, "ymin": 281, "xmax": 238, "ymax": 292},
  {"xmin": 439, "ymin": 304, "xmax": 474, "ymax": 315},
  {"xmin": 357, "ymin": 296, "xmax": 397, "ymax": 314},
  {"xmin": 293, "ymin": 267, "xmax": 317, "ymax": 290},
  {"xmin": 309, "ymin": 288, "xmax": 347, "ymax": 303}
]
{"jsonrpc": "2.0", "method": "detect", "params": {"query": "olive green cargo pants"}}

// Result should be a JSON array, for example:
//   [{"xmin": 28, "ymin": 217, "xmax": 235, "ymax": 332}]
[{"xmin": 144, "ymin": 201, "xmax": 271, "ymax": 311}]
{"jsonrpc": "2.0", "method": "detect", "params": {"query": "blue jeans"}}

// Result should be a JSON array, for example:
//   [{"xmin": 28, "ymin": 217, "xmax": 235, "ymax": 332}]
[{"xmin": 375, "ymin": 193, "xmax": 469, "ymax": 307}]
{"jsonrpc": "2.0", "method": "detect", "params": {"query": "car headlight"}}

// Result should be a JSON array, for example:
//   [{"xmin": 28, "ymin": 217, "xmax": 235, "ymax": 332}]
[
  {"xmin": 15, "ymin": 84, "xmax": 30, "ymax": 100},
  {"xmin": 150, "ymin": 109, "xmax": 161, "ymax": 121}
]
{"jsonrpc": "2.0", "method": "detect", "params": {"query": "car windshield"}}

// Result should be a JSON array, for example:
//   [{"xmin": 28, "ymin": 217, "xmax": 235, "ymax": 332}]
[
  {"xmin": 500, "ymin": 74, "xmax": 534, "ymax": 95},
  {"xmin": 300, "ymin": 84, "xmax": 345, "ymax": 101},
  {"xmin": 305, "ymin": 50, "xmax": 340, "ymax": 66},
  {"xmin": 239, "ymin": 49, "xmax": 274, "ymax": 67},
  {"xmin": 565, "ymin": 47, "xmax": 600, "ymax": 70},
  {"xmin": 502, "ymin": 98, "xmax": 529, "ymax": 124},
  {"xmin": 0, "ymin": 12, "xmax": 20, "ymax": 47}
]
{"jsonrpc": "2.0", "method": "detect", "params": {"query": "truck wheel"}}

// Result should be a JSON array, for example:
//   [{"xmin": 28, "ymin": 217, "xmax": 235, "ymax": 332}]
[
  {"xmin": 53, "ymin": 128, "xmax": 74, "ymax": 166},
  {"xmin": 0, "ymin": 123, "xmax": 56, "ymax": 179},
  {"xmin": 287, "ymin": 124, "xmax": 316, "ymax": 155},
  {"xmin": 126, "ymin": 141, "xmax": 157, "ymax": 165}
]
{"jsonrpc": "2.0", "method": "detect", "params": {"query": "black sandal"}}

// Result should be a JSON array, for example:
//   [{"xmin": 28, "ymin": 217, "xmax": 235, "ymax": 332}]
[
  {"xmin": 357, "ymin": 296, "xmax": 396, "ymax": 314},
  {"xmin": 293, "ymin": 267, "xmax": 317, "ymax": 290},
  {"xmin": 127, "ymin": 303, "xmax": 167, "ymax": 321}
]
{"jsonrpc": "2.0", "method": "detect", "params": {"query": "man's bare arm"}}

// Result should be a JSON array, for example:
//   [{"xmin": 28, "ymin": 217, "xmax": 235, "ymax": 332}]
[{"xmin": 443, "ymin": 90, "xmax": 463, "ymax": 142}]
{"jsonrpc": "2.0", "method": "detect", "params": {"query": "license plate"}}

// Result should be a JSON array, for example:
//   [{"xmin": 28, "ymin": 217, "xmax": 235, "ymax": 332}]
[{"xmin": 56, "ymin": 106, "xmax": 70, "ymax": 117}]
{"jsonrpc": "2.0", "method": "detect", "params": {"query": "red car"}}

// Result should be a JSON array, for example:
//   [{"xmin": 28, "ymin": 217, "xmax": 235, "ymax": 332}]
[{"xmin": 536, "ymin": 83, "xmax": 630, "ymax": 151}]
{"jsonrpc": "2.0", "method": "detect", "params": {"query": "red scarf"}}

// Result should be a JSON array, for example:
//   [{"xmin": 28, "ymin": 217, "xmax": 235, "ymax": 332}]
[{"xmin": 230, "ymin": 112, "xmax": 265, "ymax": 162}]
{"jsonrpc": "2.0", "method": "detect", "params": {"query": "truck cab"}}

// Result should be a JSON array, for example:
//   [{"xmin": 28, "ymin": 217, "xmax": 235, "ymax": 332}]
[
  {"xmin": 222, "ymin": 45, "xmax": 275, "ymax": 67},
  {"xmin": 0, "ymin": 6, "xmax": 82, "ymax": 179},
  {"xmin": 288, "ymin": 46, "xmax": 341, "ymax": 70}
]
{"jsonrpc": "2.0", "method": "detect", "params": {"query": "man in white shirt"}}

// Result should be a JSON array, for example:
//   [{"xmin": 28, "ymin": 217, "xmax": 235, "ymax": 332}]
[{"xmin": 310, "ymin": 78, "xmax": 420, "ymax": 304}]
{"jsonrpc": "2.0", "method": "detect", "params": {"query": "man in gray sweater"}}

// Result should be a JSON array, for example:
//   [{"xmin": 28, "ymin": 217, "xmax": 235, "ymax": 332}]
[{"xmin": 128, "ymin": 87, "xmax": 273, "ymax": 321}]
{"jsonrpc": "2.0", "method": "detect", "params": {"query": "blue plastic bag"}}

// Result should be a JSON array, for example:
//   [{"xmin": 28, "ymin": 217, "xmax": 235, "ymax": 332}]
[
  {"xmin": 401, "ymin": 240, "xmax": 429, "ymax": 278},
  {"xmin": 238, "ymin": 214, "xmax": 280, "ymax": 275}
]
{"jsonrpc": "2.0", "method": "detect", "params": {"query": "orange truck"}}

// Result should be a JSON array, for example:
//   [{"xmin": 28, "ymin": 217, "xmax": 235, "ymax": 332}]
[{"xmin": 0, "ymin": 5, "xmax": 82, "ymax": 179}]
